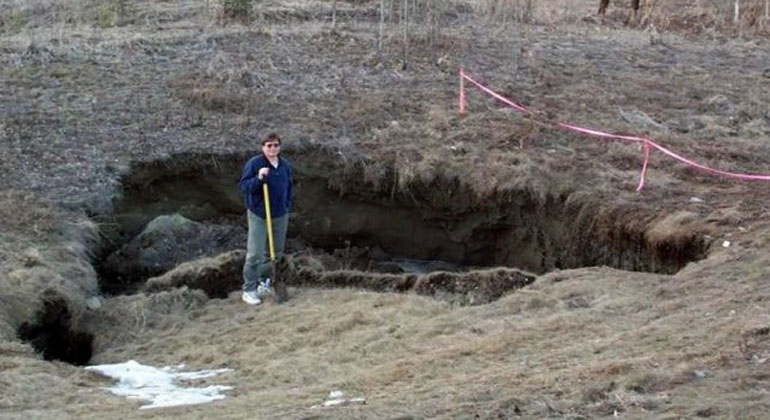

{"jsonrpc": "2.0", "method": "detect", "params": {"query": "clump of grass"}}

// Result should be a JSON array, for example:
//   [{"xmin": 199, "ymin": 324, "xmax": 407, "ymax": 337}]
[
  {"xmin": 95, "ymin": 0, "xmax": 133, "ymax": 28},
  {"xmin": 222, "ymin": 0, "xmax": 255, "ymax": 22},
  {"xmin": 0, "ymin": 192, "xmax": 62, "ymax": 240}
]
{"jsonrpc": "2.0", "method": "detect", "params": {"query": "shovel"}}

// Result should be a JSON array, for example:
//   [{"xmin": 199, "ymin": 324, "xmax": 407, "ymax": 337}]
[{"xmin": 263, "ymin": 182, "xmax": 288, "ymax": 303}]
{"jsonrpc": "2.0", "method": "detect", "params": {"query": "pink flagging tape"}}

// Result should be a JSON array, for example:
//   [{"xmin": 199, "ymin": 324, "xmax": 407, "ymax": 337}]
[
  {"xmin": 459, "ymin": 69, "xmax": 466, "ymax": 114},
  {"xmin": 638, "ymin": 142, "xmax": 651, "ymax": 192},
  {"xmin": 557, "ymin": 122, "xmax": 770, "ymax": 181},
  {"xmin": 461, "ymin": 70, "xmax": 528, "ymax": 113},
  {"xmin": 459, "ymin": 69, "xmax": 770, "ymax": 189}
]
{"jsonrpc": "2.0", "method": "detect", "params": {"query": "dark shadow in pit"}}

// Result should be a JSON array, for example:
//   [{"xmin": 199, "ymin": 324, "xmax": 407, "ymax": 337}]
[
  {"xmin": 18, "ymin": 295, "xmax": 94, "ymax": 366},
  {"xmin": 95, "ymin": 144, "xmax": 707, "ymax": 296}
]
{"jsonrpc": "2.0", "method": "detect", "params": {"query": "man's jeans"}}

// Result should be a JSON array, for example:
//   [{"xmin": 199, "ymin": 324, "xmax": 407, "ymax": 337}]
[{"xmin": 243, "ymin": 210, "xmax": 289, "ymax": 292}]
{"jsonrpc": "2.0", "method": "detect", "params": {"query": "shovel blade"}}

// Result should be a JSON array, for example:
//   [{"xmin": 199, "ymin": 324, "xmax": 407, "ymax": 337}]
[{"xmin": 270, "ymin": 262, "xmax": 288, "ymax": 303}]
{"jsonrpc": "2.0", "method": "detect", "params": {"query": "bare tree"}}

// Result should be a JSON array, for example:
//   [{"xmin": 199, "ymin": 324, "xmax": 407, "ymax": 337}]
[
  {"xmin": 378, "ymin": 0, "xmax": 385, "ymax": 53},
  {"xmin": 523, "ymin": 0, "xmax": 533, "ymax": 22},
  {"xmin": 428, "ymin": 0, "xmax": 439, "ymax": 57},
  {"xmin": 402, "ymin": 0, "xmax": 410, "ymax": 69},
  {"xmin": 332, "ymin": 0, "xmax": 337, "ymax": 31}
]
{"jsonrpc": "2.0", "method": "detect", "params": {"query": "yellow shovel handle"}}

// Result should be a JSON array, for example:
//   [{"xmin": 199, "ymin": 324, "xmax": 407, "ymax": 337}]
[{"xmin": 262, "ymin": 183, "xmax": 276, "ymax": 261}]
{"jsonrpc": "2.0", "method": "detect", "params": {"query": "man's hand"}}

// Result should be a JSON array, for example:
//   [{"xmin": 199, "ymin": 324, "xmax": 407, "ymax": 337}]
[{"xmin": 258, "ymin": 167, "xmax": 270, "ymax": 180}]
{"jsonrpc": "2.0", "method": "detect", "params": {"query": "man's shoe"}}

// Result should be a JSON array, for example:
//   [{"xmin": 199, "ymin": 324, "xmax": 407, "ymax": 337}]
[
  {"xmin": 257, "ymin": 278, "xmax": 272, "ymax": 296},
  {"xmin": 242, "ymin": 291, "xmax": 262, "ymax": 305}
]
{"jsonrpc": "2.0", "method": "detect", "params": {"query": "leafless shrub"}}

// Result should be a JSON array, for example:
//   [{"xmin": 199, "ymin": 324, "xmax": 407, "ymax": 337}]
[
  {"xmin": 95, "ymin": 0, "xmax": 134, "ymax": 27},
  {"xmin": 222, "ymin": 0, "xmax": 255, "ymax": 22},
  {"xmin": 374, "ymin": 0, "xmax": 456, "ymax": 68},
  {"xmin": 700, "ymin": 0, "xmax": 769, "ymax": 32},
  {"xmin": 0, "ymin": 0, "xmax": 136, "ymax": 32},
  {"xmin": 0, "ymin": 192, "xmax": 63, "ymax": 239},
  {"xmin": 742, "ymin": 0, "xmax": 770, "ymax": 30},
  {"xmin": 479, "ymin": 0, "xmax": 535, "ymax": 24}
]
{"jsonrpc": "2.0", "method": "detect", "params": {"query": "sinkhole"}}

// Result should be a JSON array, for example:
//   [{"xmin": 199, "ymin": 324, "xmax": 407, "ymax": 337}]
[
  {"xmin": 97, "ymin": 143, "xmax": 706, "ymax": 298},
  {"xmin": 20, "ymin": 143, "xmax": 709, "ymax": 365}
]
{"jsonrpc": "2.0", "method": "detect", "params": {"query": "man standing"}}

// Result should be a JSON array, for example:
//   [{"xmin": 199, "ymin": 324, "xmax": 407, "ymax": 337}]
[{"xmin": 238, "ymin": 133, "xmax": 293, "ymax": 305}]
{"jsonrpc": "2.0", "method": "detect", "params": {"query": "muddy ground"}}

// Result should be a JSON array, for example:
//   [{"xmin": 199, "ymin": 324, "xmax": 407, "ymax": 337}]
[{"xmin": 2, "ymin": 0, "xmax": 770, "ymax": 418}]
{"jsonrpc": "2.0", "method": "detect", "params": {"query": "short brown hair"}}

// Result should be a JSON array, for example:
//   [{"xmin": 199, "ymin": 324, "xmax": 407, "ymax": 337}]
[{"xmin": 261, "ymin": 133, "xmax": 281, "ymax": 145}]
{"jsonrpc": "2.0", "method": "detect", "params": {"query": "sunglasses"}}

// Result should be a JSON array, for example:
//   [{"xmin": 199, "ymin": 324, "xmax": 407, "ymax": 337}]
[{"xmin": 263, "ymin": 143, "xmax": 281, "ymax": 148}]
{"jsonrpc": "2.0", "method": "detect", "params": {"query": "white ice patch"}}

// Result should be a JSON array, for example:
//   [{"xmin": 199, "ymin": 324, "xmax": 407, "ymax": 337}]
[
  {"xmin": 312, "ymin": 390, "xmax": 366, "ymax": 409},
  {"xmin": 85, "ymin": 360, "xmax": 233, "ymax": 409}
]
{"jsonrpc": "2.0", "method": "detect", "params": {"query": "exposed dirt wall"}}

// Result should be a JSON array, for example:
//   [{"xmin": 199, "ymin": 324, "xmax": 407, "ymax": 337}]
[{"xmin": 106, "ymin": 146, "xmax": 708, "ymax": 278}]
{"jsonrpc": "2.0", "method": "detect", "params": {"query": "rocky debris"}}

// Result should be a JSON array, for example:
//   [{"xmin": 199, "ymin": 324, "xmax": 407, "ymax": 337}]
[
  {"xmin": 85, "ymin": 296, "xmax": 103, "ymax": 310},
  {"xmin": 412, "ymin": 269, "xmax": 535, "ymax": 305},
  {"xmin": 140, "ymin": 249, "xmax": 534, "ymax": 305},
  {"xmin": 278, "ymin": 255, "xmax": 536, "ymax": 306},
  {"xmin": 102, "ymin": 214, "xmax": 246, "ymax": 285}
]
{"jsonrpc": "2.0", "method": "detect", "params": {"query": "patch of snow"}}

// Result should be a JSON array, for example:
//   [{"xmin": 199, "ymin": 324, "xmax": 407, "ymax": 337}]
[
  {"xmin": 312, "ymin": 390, "xmax": 366, "ymax": 409},
  {"xmin": 85, "ymin": 360, "xmax": 232, "ymax": 409}
]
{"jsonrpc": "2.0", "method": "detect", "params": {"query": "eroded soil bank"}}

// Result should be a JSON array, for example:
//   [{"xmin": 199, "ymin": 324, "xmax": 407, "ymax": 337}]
[
  {"xmin": 103, "ymin": 143, "xmax": 708, "ymax": 284},
  {"xmin": 109, "ymin": 144, "xmax": 707, "ymax": 273},
  {"xmin": 17, "ymin": 143, "xmax": 712, "ymax": 365}
]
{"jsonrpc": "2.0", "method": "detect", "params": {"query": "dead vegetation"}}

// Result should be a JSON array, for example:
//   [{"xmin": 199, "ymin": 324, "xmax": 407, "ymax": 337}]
[
  {"xmin": 1, "ymin": 0, "xmax": 770, "ymax": 418},
  {"xmin": 141, "ymin": 248, "xmax": 535, "ymax": 305}
]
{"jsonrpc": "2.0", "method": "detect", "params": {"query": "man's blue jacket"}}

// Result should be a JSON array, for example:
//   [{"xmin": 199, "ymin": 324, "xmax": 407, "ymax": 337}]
[{"xmin": 238, "ymin": 154, "xmax": 293, "ymax": 219}]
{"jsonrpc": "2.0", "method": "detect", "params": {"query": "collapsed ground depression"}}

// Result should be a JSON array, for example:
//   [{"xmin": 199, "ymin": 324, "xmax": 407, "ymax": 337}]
[
  {"xmin": 3, "ymin": 0, "xmax": 770, "ymax": 415},
  {"xmin": 18, "ymin": 142, "xmax": 710, "ymax": 365},
  {"xmin": 103, "ymin": 143, "xmax": 706, "ymax": 284}
]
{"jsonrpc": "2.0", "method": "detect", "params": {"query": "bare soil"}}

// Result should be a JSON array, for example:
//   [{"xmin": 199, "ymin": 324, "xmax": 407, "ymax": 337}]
[{"xmin": 2, "ymin": 0, "xmax": 770, "ymax": 419}]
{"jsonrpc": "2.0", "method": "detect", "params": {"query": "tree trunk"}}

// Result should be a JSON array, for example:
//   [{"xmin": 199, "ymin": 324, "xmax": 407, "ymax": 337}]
[
  {"xmin": 525, "ymin": 0, "xmax": 533, "ymax": 22},
  {"xmin": 402, "ymin": 0, "xmax": 409, "ymax": 70},
  {"xmin": 598, "ymin": 0, "xmax": 610, "ymax": 17},
  {"xmin": 378, "ymin": 0, "xmax": 385, "ymax": 52},
  {"xmin": 765, "ymin": 0, "xmax": 770, "ymax": 21},
  {"xmin": 332, "ymin": 0, "xmax": 337, "ymax": 31},
  {"xmin": 428, "ymin": 0, "xmax": 438, "ymax": 61}
]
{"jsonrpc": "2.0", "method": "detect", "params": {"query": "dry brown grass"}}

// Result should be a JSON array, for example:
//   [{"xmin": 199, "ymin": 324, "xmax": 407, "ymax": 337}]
[
  {"xmin": 0, "ymin": 192, "xmax": 64, "ymax": 239},
  {"xmin": 471, "ymin": 0, "xmax": 770, "ymax": 34},
  {"xmin": 1, "ymin": 0, "xmax": 770, "ymax": 418},
  {"xmin": 3, "ymin": 253, "xmax": 764, "ymax": 418},
  {"xmin": 0, "ymin": 192, "xmax": 99, "ymax": 342}
]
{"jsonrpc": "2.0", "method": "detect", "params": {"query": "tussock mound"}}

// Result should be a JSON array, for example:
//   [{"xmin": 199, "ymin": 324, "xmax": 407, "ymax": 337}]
[
  {"xmin": 102, "ymin": 214, "xmax": 245, "ymax": 287},
  {"xmin": 279, "ymin": 254, "xmax": 536, "ymax": 305},
  {"xmin": 82, "ymin": 287, "xmax": 209, "ymax": 355},
  {"xmin": 139, "ymin": 250, "xmax": 535, "ymax": 305},
  {"xmin": 143, "ymin": 250, "xmax": 245, "ymax": 298}
]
